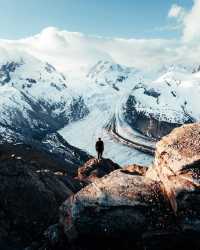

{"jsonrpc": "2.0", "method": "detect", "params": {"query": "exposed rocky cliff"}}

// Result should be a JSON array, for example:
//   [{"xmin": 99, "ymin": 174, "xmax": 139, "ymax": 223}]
[
  {"xmin": 59, "ymin": 123, "xmax": 200, "ymax": 250},
  {"xmin": 122, "ymin": 84, "xmax": 194, "ymax": 139},
  {"xmin": 59, "ymin": 165, "xmax": 172, "ymax": 249},
  {"xmin": 2, "ymin": 122, "xmax": 200, "ymax": 249},
  {"xmin": 146, "ymin": 123, "xmax": 200, "ymax": 215},
  {"xmin": 77, "ymin": 158, "xmax": 120, "ymax": 184},
  {"xmin": 0, "ymin": 141, "xmax": 90, "ymax": 249}
]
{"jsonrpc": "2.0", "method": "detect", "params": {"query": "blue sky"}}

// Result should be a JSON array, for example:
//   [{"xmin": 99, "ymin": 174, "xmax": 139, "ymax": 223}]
[{"xmin": 0, "ymin": 0, "xmax": 192, "ymax": 39}]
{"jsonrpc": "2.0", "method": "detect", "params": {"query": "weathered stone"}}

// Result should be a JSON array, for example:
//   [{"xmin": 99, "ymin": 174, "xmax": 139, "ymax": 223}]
[
  {"xmin": 121, "ymin": 164, "xmax": 148, "ymax": 176},
  {"xmin": 146, "ymin": 123, "xmax": 200, "ymax": 231},
  {"xmin": 59, "ymin": 123, "xmax": 200, "ymax": 248},
  {"xmin": 77, "ymin": 158, "xmax": 120, "ymax": 184},
  {"xmin": 60, "ymin": 169, "xmax": 165, "ymax": 241}
]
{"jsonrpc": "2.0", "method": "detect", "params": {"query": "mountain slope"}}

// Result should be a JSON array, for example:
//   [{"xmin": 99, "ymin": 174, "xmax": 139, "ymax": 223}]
[
  {"xmin": 60, "ymin": 60, "xmax": 154, "ymax": 166},
  {"xmin": 0, "ymin": 53, "xmax": 89, "ymax": 132},
  {"xmin": 0, "ymin": 140, "xmax": 89, "ymax": 249},
  {"xmin": 87, "ymin": 60, "xmax": 139, "ymax": 90},
  {"xmin": 0, "ymin": 51, "xmax": 90, "ymax": 173},
  {"xmin": 107, "ymin": 66, "xmax": 200, "ymax": 152}
]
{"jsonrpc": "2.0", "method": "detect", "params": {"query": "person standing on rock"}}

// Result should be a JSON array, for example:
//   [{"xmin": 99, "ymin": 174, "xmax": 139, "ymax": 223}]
[{"xmin": 95, "ymin": 138, "xmax": 104, "ymax": 161}]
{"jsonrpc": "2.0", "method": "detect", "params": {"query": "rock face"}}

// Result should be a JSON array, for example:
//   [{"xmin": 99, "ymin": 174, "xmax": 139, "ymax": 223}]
[
  {"xmin": 59, "ymin": 123, "xmax": 200, "ymax": 249},
  {"xmin": 147, "ymin": 123, "xmax": 200, "ymax": 218},
  {"xmin": 121, "ymin": 164, "xmax": 148, "ymax": 176},
  {"xmin": 123, "ymin": 84, "xmax": 194, "ymax": 139},
  {"xmin": 2, "ymin": 122, "xmax": 200, "ymax": 249},
  {"xmin": 60, "ymin": 168, "xmax": 167, "ymax": 242},
  {"xmin": 0, "ymin": 143, "xmax": 86, "ymax": 249},
  {"xmin": 0, "ymin": 132, "xmax": 91, "ymax": 177},
  {"xmin": 77, "ymin": 158, "xmax": 120, "ymax": 184}
]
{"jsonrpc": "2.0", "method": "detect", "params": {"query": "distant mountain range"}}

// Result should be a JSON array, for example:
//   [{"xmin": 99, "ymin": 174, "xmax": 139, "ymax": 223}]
[{"xmin": 1, "ymin": 32, "xmax": 200, "ymax": 165}]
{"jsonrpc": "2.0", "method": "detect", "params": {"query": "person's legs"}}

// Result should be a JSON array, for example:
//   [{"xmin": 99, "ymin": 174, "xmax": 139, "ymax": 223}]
[
  {"xmin": 99, "ymin": 151, "xmax": 103, "ymax": 160},
  {"xmin": 97, "ymin": 151, "xmax": 103, "ymax": 160}
]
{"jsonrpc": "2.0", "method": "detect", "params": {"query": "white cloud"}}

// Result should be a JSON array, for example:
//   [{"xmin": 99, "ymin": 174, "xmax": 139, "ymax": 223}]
[
  {"xmin": 0, "ymin": 1, "xmax": 200, "ymax": 78},
  {"xmin": 167, "ymin": 1, "xmax": 200, "ymax": 43},
  {"xmin": 0, "ymin": 25, "xmax": 199, "ymax": 78},
  {"xmin": 168, "ymin": 4, "xmax": 185, "ymax": 20},
  {"xmin": 152, "ymin": 4, "xmax": 185, "ymax": 34},
  {"xmin": 18, "ymin": 28, "xmax": 180, "ymax": 73},
  {"xmin": 183, "ymin": 0, "xmax": 200, "ymax": 42}
]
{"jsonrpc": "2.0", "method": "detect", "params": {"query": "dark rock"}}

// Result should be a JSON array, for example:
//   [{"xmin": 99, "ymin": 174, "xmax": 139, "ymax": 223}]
[
  {"xmin": 0, "ymin": 147, "xmax": 84, "ymax": 248},
  {"xmin": 59, "ymin": 123, "xmax": 200, "ymax": 249},
  {"xmin": 142, "ymin": 230, "xmax": 200, "ymax": 250},
  {"xmin": 124, "ymin": 94, "xmax": 187, "ymax": 139},
  {"xmin": 77, "ymin": 158, "xmax": 120, "ymax": 184},
  {"xmin": 123, "ymin": 85, "xmax": 194, "ymax": 139},
  {"xmin": 60, "ymin": 169, "xmax": 165, "ymax": 242},
  {"xmin": 0, "ymin": 132, "xmax": 91, "ymax": 177},
  {"xmin": 0, "ymin": 61, "xmax": 22, "ymax": 84}
]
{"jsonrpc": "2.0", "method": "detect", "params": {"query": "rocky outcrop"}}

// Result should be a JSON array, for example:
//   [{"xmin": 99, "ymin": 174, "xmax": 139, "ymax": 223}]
[
  {"xmin": 60, "ymin": 168, "xmax": 168, "ymax": 242},
  {"xmin": 2, "ymin": 122, "xmax": 200, "ymax": 249},
  {"xmin": 147, "ymin": 123, "xmax": 200, "ymax": 218},
  {"xmin": 124, "ymin": 103, "xmax": 182, "ymax": 139},
  {"xmin": 122, "ymin": 81, "xmax": 196, "ymax": 141},
  {"xmin": 123, "ymin": 93, "xmax": 193, "ymax": 139},
  {"xmin": 0, "ymin": 143, "xmax": 86, "ymax": 249},
  {"xmin": 77, "ymin": 158, "xmax": 120, "ymax": 184},
  {"xmin": 59, "ymin": 123, "xmax": 200, "ymax": 249},
  {"xmin": 121, "ymin": 164, "xmax": 148, "ymax": 176},
  {"xmin": 0, "ymin": 132, "xmax": 91, "ymax": 177}
]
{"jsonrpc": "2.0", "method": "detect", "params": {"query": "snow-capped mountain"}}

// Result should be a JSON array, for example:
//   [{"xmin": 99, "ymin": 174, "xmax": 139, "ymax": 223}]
[
  {"xmin": 60, "ymin": 60, "xmax": 154, "ymax": 166},
  {"xmin": 0, "ymin": 52, "xmax": 89, "ymax": 137},
  {"xmin": 157, "ymin": 64, "xmax": 193, "ymax": 75},
  {"xmin": 87, "ymin": 60, "xmax": 140, "ymax": 90},
  {"xmin": 1, "ymin": 31, "xmax": 200, "ymax": 166},
  {"xmin": 0, "ymin": 51, "xmax": 90, "ymax": 169},
  {"xmin": 115, "ymin": 66, "xmax": 200, "ymax": 142},
  {"xmin": 192, "ymin": 65, "xmax": 200, "ymax": 73}
]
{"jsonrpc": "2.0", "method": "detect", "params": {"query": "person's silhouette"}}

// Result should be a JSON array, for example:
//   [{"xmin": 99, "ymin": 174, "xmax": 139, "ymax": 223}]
[{"xmin": 95, "ymin": 138, "xmax": 104, "ymax": 161}]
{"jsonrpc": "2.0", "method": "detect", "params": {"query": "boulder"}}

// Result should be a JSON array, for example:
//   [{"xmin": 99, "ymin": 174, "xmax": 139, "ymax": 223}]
[
  {"xmin": 77, "ymin": 158, "xmax": 120, "ymax": 184},
  {"xmin": 121, "ymin": 164, "xmax": 148, "ymax": 176},
  {"xmin": 146, "ymin": 123, "xmax": 200, "ymax": 230},
  {"xmin": 60, "ymin": 169, "xmax": 167, "ymax": 242},
  {"xmin": 59, "ymin": 123, "xmax": 200, "ymax": 249}
]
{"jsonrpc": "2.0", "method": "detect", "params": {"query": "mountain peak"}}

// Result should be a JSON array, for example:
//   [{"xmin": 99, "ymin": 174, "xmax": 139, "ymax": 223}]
[{"xmin": 87, "ymin": 60, "xmax": 138, "ymax": 90}]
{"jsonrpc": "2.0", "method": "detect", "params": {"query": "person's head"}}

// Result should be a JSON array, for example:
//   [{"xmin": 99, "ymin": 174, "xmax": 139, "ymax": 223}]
[{"xmin": 98, "ymin": 137, "xmax": 101, "ymax": 141}]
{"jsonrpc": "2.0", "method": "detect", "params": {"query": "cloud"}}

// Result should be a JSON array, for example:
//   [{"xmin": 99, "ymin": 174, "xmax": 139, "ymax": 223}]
[
  {"xmin": 19, "ymin": 28, "xmax": 180, "ymax": 73},
  {"xmin": 0, "ymin": 1, "xmax": 200, "ymax": 78},
  {"xmin": 168, "ymin": 4, "xmax": 185, "ymax": 20},
  {"xmin": 182, "ymin": 0, "xmax": 200, "ymax": 42},
  {"xmin": 17, "ymin": 27, "xmax": 113, "ymax": 75},
  {"xmin": 152, "ymin": 4, "xmax": 185, "ymax": 34},
  {"xmin": 167, "ymin": 1, "xmax": 200, "ymax": 43},
  {"xmin": 0, "ymin": 25, "xmax": 199, "ymax": 78},
  {"xmin": 154, "ymin": 24, "xmax": 180, "ymax": 32}
]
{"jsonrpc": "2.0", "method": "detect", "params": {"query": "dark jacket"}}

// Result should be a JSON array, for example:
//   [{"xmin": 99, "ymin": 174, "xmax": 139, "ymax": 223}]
[{"xmin": 95, "ymin": 140, "xmax": 104, "ymax": 152}]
